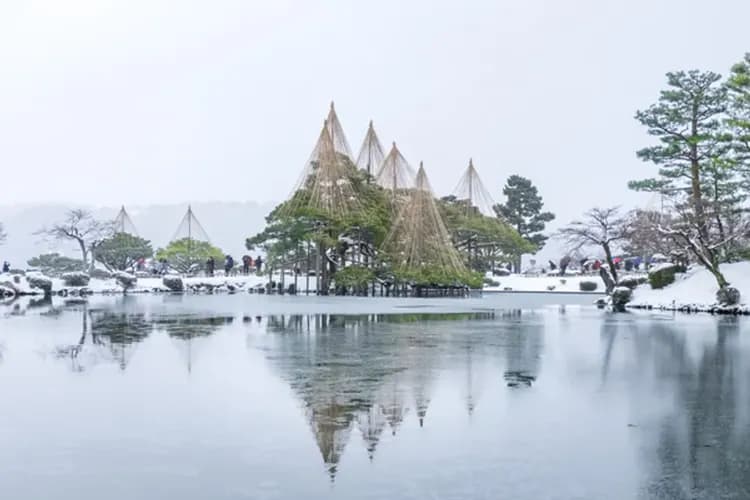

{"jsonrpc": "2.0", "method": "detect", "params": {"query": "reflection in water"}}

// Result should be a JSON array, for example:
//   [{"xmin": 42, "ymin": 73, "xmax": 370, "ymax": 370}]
[
  {"xmin": 640, "ymin": 317, "xmax": 750, "ymax": 500},
  {"xmin": 53, "ymin": 302, "xmax": 232, "ymax": 372},
  {"xmin": 254, "ymin": 312, "xmax": 536, "ymax": 481},
  {"xmin": 3, "ymin": 299, "xmax": 750, "ymax": 498}
]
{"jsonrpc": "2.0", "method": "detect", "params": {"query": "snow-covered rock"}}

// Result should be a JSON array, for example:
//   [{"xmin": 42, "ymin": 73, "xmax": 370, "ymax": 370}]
[{"xmin": 27, "ymin": 274, "xmax": 53, "ymax": 295}]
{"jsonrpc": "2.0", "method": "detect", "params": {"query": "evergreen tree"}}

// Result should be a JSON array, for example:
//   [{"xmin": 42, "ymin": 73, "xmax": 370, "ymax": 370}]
[
  {"xmin": 95, "ymin": 233, "xmax": 154, "ymax": 271},
  {"xmin": 631, "ymin": 70, "xmax": 745, "ymax": 300},
  {"xmin": 493, "ymin": 175, "xmax": 554, "ymax": 271},
  {"xmin": 156, "ymin": 238, "xmax": 223, "ymax": 274}
]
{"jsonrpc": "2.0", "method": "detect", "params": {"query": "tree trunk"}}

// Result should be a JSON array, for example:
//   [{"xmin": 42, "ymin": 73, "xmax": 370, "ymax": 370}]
[{"xmin": 602, "ymin": 242, "xmax": 618, "ymax": 283}]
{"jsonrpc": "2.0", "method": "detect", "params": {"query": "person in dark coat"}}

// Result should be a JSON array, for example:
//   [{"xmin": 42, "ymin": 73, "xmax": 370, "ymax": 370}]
[
  {"xmin": 206, "ymin": 256, "xmax": 215, "ymax": 277},
  {"xmin": 255, "ymin": 255, "xmax": 263, "ymax": 274},
  {"xmin": 224, "ymin": 255, "xmax": 234, "ymax": 276},
  {"xmin": 2, "ymin": 261, "xmax": 10, "ymax": 273}
]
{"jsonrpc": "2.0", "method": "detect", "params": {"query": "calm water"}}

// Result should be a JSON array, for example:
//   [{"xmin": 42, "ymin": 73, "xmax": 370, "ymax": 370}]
[{"xmin": 0, "ymin": 294, "xmax": 748, "ymax": 500}]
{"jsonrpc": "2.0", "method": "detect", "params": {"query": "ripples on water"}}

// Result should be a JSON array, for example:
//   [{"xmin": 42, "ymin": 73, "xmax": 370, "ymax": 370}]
[{"xmin": 0, "ymin": 294, "xmax": 748, "ymax": 500}]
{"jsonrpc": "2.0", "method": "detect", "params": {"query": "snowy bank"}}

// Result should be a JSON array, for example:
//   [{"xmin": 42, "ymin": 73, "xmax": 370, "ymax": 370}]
[
  {"xmin": 629, "ymin": 262, "xmax": 750, "ymax": 314},
  {"xmin": 482, "ymin": 274, "xmax": 609, "ymax": 293}
]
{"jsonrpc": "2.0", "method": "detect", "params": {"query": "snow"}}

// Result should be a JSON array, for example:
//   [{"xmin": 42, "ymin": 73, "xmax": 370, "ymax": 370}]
[
  {"xmin": 482, "ymin": 274, "xmax": 608, "ymax": 293},
  {"xmin": 631, "ymin": 261, "xmax": 750, "ymax": 309}
]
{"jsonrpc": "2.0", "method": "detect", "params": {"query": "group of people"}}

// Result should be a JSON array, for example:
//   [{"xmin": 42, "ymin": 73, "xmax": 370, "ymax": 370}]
[{"xmin": 205, "ymin": 254, "xmax": 263, "ymax": 277}]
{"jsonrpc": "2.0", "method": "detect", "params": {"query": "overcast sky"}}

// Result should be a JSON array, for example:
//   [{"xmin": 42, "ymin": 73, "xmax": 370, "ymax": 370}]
[{"xmin": 1, "ymin": 0, "xmax": 749, "ymax": 227}]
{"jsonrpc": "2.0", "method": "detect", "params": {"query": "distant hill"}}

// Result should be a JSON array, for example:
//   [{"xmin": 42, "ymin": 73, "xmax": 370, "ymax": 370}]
[{"xmin": 0, "ymin": 201, "xmax": 276, "ymax": 268}]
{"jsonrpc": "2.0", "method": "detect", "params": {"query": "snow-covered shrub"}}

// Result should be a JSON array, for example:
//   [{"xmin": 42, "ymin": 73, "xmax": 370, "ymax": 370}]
[
  {"xmin": 9, "ymin": 269, "xmax": 25, "ymax": 276},
  {"xmin": 113, "ymin": 271, "xmax": 137, "ymax": 291},
  {"xmin": 62, "ymin": 272, "xmax": 90, "ymax": 287},
  {"xmin": 162, "ymin": 275, "xmax": 184, "ymax": 292},
  {"xmin": 579, "ymin": 280, "xmax": 598, "ymax": 292},
  {"xmin": 27, "ymin": 274, "xmax": 53, "ymax": 295},
  {"xmin": 89, "ymin": 268, "xmax": 112, "ymax": 280},
  {"xmin": 612, "ymin": 286, "xmax": 632, "ymax": 309},
  {"xmin": 617, "ymin": 277, "xmax": 642, "ymax": 290},
  {"xmin": 648, "ymin": 263, "xmax": 683, "ymax": 289},
  {"xmin": 483, "ymin": 278, "xmax": 500, "ymax": 287},
  {"xmin": 717, "ymin": 286, "xmax": 740, "ymax": 306}
]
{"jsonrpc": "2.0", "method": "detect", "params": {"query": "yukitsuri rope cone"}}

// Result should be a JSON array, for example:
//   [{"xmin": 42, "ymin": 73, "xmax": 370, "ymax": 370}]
[
  {"xmin": 354, "ymin": 120, "xmax": 385, "ymax": 178},
  {"xmin": 171, "ymin": 205, "xmax": 211, "ymax": 243},
  {"xmin": 383, "ymin": 163, "xmax": 465, "ymax": 273},
  {"xmin": 326, "ymin": 101, "xmax": 353, "ymax": 160},
  {"xmin": 113, "ymin": 206, "xmax": 139, "ymax": 236},
  {"xmin": 451, "ymin": 159, "xmax": 497, "ymax": 217},
  {"xmin": 285, "ymin": 119, "xmax": 361, "ymax": 218}
]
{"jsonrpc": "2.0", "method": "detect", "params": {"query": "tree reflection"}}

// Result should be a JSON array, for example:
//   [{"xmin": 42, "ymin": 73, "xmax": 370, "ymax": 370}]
[
  {"xmin": 638, "ymin": 317, "xmax": 750, "ymax": 499},
  {"xmin": 253, "ymin": 312, "xmax": 535, "ymax": 481}
]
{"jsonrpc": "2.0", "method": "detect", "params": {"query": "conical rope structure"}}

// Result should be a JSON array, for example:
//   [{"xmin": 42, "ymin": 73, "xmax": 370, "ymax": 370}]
[
  {"xmin": 355, "ymin": 120, "xmax": 385, "ymax": 178},
  {"xmin": 326, "ymin": 101, "xmax": 353, "ymax": 160},
  {"xmin": 113, "ymin": 205, "xmax": 139, "ymax": 236},
  {"xmin": 383, "ymin": 163, "xmax": 465, "ymax": 273},
  {"xmin": 451, "ymin": 159, "xmax": 497, "ymax": 217},
  {"xmin": 285, "ymin": 120, "xmax": 361, "ymax": 218},
  {"xmin": 375, "ymin": 142, "xmax": 416, "ymax": 214},
  {"xmin": 171, "ymin": 205, "xmax": 211, "ymax": 243}
]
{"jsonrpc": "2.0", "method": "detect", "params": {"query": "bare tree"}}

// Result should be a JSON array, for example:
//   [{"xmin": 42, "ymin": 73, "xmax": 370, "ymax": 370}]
[
  {"xmin": 36, "ymin": 210, "xmax": 113, "ymax": 271},
  {"xmin": 557, "ymin": 207, "xmax": 630, "ymax": 284}
]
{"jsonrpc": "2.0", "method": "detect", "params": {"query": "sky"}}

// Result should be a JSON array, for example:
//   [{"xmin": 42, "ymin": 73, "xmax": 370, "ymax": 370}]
[{"xmin": 1, "ymin": 0, "xmax": 749, "ymax": 229}]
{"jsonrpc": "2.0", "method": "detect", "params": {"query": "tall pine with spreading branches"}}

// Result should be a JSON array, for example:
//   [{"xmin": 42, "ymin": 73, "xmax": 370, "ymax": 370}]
[{"xmin": 494, "ymin": 175, "xmax": 554, "ymax": 272}]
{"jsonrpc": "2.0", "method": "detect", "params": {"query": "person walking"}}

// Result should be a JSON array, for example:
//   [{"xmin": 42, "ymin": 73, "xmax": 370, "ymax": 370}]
[
  {"xmin": 224, "ymin": 255, "xmax": 234, "ymax": 276},
  {"xmin": 2, "ymin": 261, "xmax": 10, "ymax": 273},
  {"xmin": 242, "ymin": 255, "xmax": 252, "ymax": 275},
  {"xmin": 255, "ymin": 255, "xmax": 263, "ymax": 274},
  {"xmin": 206, "ymin": 256, "xmax": 215, "ymax": 277}
]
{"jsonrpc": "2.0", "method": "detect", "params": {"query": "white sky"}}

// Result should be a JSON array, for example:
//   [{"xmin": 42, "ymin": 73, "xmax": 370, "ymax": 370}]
[{"xmin": 1, "ymin": 0, "xmax": 749, "ymax": 227}]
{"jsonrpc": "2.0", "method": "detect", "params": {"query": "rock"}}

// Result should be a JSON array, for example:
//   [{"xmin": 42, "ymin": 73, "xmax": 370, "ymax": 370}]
[
  {"xmin": 579, "ymin": 280, "xmax": 598, "ymax": 292},
  {"xmin": 0, "ymin": 283, "xmax": 18, "ymax": 297},
  {"xmin": 162, "ymin": 275, "xmax": 184, "ymax": 292},
  {"xmin": 27, "ymin": 274, "xmax": 53, "ymax": 295},
  {"xmin": 716, "ymin": 286, "xmax": 741, "ymax": 306},
  {"xmin": 611, "ymin": 286, "xmax": 633, "ymax": 310},
  {"xmin": 62, "ymin": 272, "xmax": 90, "ymax": 287},
  {"xmin": 546, "ymin": 285, "xmax": 556, "ymax": 291},
  {"xmin": 113, "ymin": 271, "xmax": 137, "ymax": 291}
]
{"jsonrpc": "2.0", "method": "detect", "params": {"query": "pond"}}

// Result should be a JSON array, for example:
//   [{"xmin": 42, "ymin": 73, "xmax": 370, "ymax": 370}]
[{"xmin": 0, "ymin": 294, "xmax": 748, "ymax": 500}]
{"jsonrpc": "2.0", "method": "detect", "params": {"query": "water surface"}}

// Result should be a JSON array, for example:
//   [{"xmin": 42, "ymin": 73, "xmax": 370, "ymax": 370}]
[{"xmin": 0, "ymin": 294, "xmax": 748, "ymax": 499}]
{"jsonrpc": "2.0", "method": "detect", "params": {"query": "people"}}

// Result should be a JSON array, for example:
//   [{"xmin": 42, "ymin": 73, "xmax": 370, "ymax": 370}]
[
  {"xmin": 242, "ymin": 255, "xmax": 252, "ymax": 275},
  {"xmin": 2, "ymin": 261, "xmax": 10, "ymax": 273},
  {"xmin": 206, "ymin": 256, "xmax": 215, "ymax": 277},
  {"xmin": 224, "ymin": 254, "xmax": 234, "ymax": 276},
  {"xmin": 255, "ymin": 255, "xmax": 263, "ymax": 274},
  {"xmin": 159, "ymin": 258, "xmax": 169, "ymax": 275}
]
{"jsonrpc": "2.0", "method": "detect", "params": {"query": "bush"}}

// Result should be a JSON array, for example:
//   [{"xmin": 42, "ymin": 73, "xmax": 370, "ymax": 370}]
[
  {"xmin": 89, "ymin": 268, "xmax": 112, "ymax": 280},
  {"xmin": 27, "ymin": 253, "xmax": 85, "ymax": 277},
  {"xmin": 62, "ymin": 272, "xmax": 90, "ymax": 287},
  {"xmin": 162, "ymin": 275, "xmax": 184, "ymax": 292},
  {"xmin": 27, "ymin": 274, "xmax": 53, "ymax": 295},
  {"xmin": 617, "ymin": 277, "xmax": 642, "ymax": 290},
  {"xmin": 648, "ymin": 263, "xmax": 683, "ymax": 289},
  {"xmin": 113, "ymin": 271, "xmax": 137, "ymax": 291},
  {"xmin": 579, "ymin": 280, "xmax": 598, "ymax": 292},
  {"xmin": 483, "ymin": 278, "xmax": 501, "ymax": 287}
]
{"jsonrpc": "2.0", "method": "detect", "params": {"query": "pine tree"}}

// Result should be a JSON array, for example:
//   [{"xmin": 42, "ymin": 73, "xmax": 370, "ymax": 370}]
[
  {"xmin": 493, "ymin": 175, "xmax": 554, "ymax": 271},
  {"xmin": 631, "ymin": 70, "xmax": 745, "ymax": 301}
]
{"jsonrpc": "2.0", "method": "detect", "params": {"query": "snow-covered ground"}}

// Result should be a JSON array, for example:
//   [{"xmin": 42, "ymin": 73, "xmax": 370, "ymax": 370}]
[
  {"xmin": 482, "ymin": 274, "xmax": 607, "ymax": 293},
  {"xmin": 630, "ymin": 261, "xmax": 750, "ymax": 311}
]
